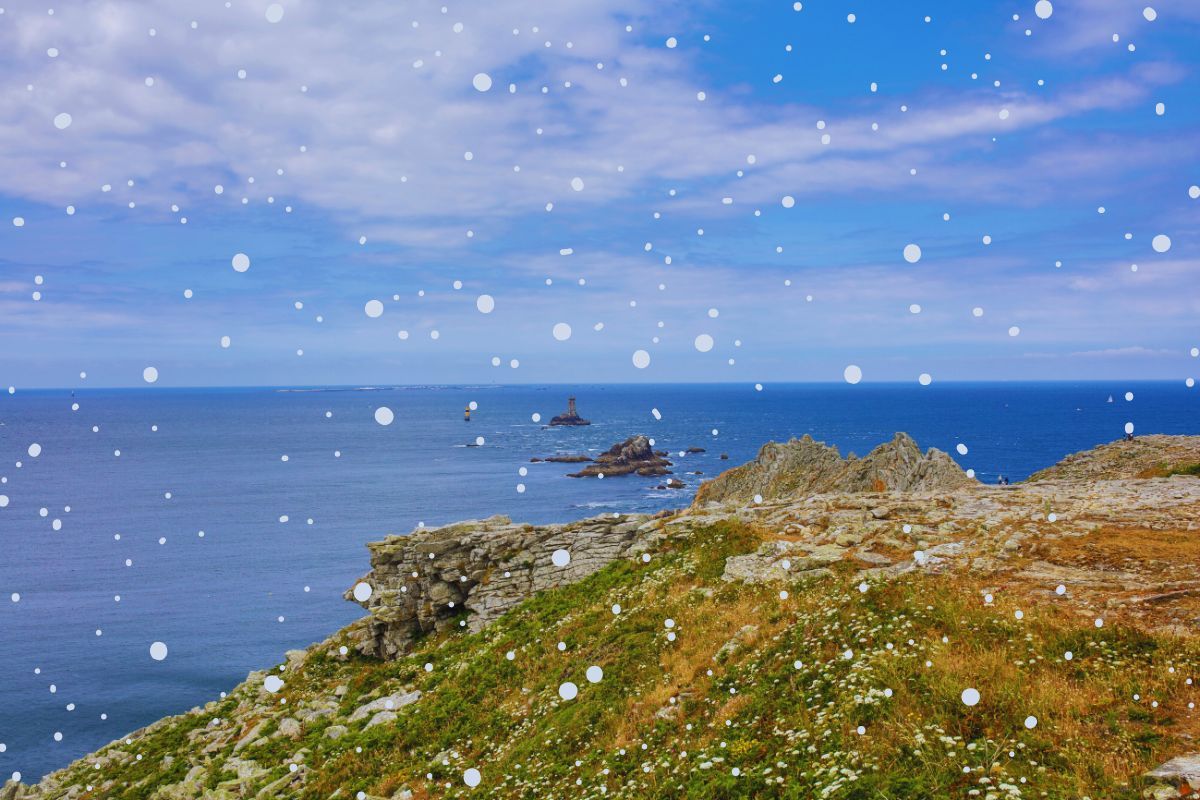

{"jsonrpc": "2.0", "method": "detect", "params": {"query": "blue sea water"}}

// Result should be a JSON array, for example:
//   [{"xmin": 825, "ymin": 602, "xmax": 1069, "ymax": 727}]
[{"xmin": 0, "ymin": 381, "xmax": 1196, "ymax": 781}]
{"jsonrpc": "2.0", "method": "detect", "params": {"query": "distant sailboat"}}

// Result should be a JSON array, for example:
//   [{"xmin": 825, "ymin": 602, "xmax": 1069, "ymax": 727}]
[{"xmin": 1107, "ymin": 395, "xmax": 1113, "ymax": 403}]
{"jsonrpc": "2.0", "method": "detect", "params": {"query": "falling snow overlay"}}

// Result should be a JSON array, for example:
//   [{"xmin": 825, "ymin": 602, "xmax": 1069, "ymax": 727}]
[{"xmin": 1, "ymin": 0, "xmax": 1199, "ymax": 797}]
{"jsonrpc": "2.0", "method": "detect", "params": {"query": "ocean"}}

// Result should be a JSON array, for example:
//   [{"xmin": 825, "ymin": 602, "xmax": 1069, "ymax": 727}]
[{"xmin": 0, "ymin": 381, "xmax": 1196, "ymax": 781}]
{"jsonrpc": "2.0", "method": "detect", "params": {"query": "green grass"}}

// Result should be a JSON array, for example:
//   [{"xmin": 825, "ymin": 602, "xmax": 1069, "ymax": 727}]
[{"xmin": 42, "ymin": 518, "xmax": 1200, "ymax": 799}]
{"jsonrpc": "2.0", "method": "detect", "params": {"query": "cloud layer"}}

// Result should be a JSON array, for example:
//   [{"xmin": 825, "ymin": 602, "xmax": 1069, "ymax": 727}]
[{"xmin": 0, "ymin": 0, "xmax": 1198, "ymax": 386}]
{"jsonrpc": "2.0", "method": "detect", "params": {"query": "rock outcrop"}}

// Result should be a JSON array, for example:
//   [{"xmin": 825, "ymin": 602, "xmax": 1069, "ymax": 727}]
[
  {"xmin": 14, "ymin": 433, "xmax": 1200, "ymax": 800},
  {"xmin": 548, "ymin": 396, "xmax": 591, "ymax": 426},
  {"xmin": 344, "ymin": 513, "xmax": 661, "ymax": 659},
  {"xmin": 1028, "ymin": 434, "xmax": 1200, "ymax": 483},
  {"xmin": 693, "ymin": 432, "xmax": 973, "ymax": 505},
  {"xmin": 1145, "ymin": 753, "xmax": 1200, "ymax": 792},
  {"xmin": 567, "ymin": 435, "xmax": 673, "ymax": 478}
]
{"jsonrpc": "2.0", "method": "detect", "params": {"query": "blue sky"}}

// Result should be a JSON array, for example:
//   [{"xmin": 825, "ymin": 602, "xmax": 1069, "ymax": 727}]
[{"xmin": 0, "ymin": 0, "xmax": 1198, "ymax": 387}]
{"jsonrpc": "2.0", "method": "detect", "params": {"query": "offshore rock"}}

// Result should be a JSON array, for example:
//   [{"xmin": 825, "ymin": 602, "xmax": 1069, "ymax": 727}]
[
  {"xmin": 567, "ymin": 435, "xmax": 673, "ymax": 478},
  {"xmin": 694, "ymin": 432, "xmax": 973, "ymax": 505},
  {"xmin": 345, "ymin": 513, "xmax": 659, "ymax": 659},
  {"xmin": 548, "ymin": 396, "xmax": 591, "ymax": 426}
]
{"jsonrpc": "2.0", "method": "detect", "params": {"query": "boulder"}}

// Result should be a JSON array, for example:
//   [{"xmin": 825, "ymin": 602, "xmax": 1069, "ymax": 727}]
[
  {"xmin": 348, "ymin": 691, "xmax": 422, "ymax": 722},
  {"xmin": 1146, "ymin": 754, "xmax": 1200, "ymax": 790},
  {"xmin": 276, "ymin": 718, "xmax": 302, "ymax": 739}
]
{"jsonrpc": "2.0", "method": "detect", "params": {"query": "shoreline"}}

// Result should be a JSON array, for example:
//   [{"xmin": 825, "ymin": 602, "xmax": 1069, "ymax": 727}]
[{"xmin": 12, "ymin": 433, "xmax": 1200, "ymax": 797}]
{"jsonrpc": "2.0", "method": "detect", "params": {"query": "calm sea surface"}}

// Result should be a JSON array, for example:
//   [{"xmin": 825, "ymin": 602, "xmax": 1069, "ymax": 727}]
[{"xmin": 1, "ymin": 381, "xmax": 1196, "ymax": 780}]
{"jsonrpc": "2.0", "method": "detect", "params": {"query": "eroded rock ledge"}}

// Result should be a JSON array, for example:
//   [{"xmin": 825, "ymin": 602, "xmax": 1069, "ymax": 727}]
[{"xmin": 344, "ymin": 513, "xmax": 663, "ymax": 659}]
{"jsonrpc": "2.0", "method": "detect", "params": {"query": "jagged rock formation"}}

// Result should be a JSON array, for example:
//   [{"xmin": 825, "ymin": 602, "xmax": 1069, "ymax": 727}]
[
  {"xmin": 344, "ymin": 513, "xmax": 661, "ymax": 659},
  {"xmin": 1028, "ymin": 434, "xmax": 1200, "ymax": 483},
  {"xmin": 548, "ymin": 396, "xmax": 590, "ymax": 426},
  {"xmin": 567, "ymin": 435, "xmax": 673, "ymax": 478},
  {"xmin": 693, "ymin": 432, "xmax": 973, "ymax": 505}
]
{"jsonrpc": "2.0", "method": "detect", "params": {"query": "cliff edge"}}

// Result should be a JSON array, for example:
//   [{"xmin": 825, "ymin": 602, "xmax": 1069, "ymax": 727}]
[{"xmin": 12, "ymin": 434, "xmax": 1200, "ymax": 800}]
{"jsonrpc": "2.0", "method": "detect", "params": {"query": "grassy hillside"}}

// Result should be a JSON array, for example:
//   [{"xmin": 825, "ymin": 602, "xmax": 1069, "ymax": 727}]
[{"xmin": 33, "ymin": 517, "xmax": 1200, "ymax": 799}]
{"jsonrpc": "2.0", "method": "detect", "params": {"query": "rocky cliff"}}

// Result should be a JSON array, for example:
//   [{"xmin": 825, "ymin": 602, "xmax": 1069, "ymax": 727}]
[
  {"xmin": 344, "ymin": 513, "xmax": 662, "ymax": 659},
  {"xmin": 1027, "ymin": 434, "xmax": 1200, "ymax": 482},
  {"xmin": 693, "ymin": 431, "xmax": 973, "ymax": 505},
  {"xmin": 12, "ymin": 435, "xmax": 1200, "ymax": 800}
]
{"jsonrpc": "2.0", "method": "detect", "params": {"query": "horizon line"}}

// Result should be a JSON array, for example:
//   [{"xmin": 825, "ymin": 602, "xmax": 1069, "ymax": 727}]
[{"xmin": 6, "ymin": 378, "xmax": 1191, "ymax": 392}]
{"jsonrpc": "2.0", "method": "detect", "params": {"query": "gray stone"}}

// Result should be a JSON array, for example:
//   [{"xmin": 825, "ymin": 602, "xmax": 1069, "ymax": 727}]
[
  {"xmin": 346, "ymin": 514, "xmax": 655, "ymax": 659},
  {"xmin": 365, "ymin": 711, "xmax": 397, "ymax": 729},
  {"xmin": 1146, "ymin": 753, "xmax": 1200, "ymax": 789},
  {"xmin": 714, "ymin": 625, "xmax": 758, "ymax": 662},
  {"xmin": 349, "ymin": 690, "xmax": 422, "ymax": 722},
  {"xmin": 276, "ymin": 718, "xmax": 301, "ymax": 739}
]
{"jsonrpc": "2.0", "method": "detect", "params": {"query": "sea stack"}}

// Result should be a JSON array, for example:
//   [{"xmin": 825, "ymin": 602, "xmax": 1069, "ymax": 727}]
[
  {"xmin": 548, "ymin": 396, "xmax": 591, "ymax": 426},
  {"xmin": 567, "ymin": 435, "xmax": 672, "ymax": 478}
]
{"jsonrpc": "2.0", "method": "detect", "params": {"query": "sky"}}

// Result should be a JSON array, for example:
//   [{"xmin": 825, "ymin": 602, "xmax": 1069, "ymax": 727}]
[{"xmin": 0, "ymin": 0, "xmax": 1198, "ymax": 387}]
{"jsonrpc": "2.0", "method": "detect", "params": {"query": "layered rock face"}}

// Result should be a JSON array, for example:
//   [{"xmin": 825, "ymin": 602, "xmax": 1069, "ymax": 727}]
[
  {"xmin": 693, "ymin": 432, "xmax": 973, "ymax": 505},
  {"xmin": 345, "ymin": 513, "xmax": 660, "ymax": 659},
  {"xmin": 567, "ymin": 435, "xmax": 672, "ymax": 478}
]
